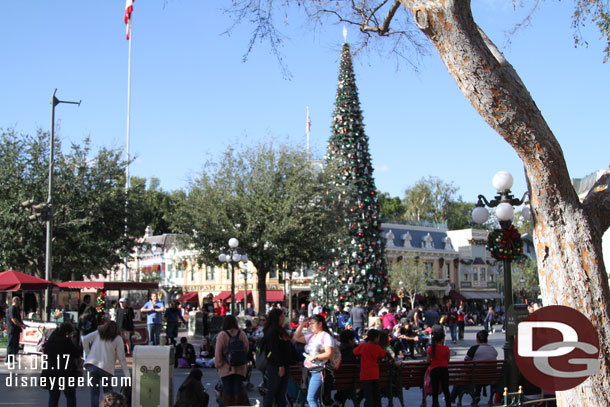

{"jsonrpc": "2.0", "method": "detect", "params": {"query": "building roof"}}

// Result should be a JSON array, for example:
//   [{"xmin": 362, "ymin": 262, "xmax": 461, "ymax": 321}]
[{"xmin": 381, "ymin": 223, "xmax": 453, "ymax": 251}]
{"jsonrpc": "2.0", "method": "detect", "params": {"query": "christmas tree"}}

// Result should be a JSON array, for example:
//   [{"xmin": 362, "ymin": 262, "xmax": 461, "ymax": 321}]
[
  {"xmin": 311, "ymin": 42, "xmax": 388, "ymax": 307},
  {"xmin": 95, "ymin": 289, "xmax": 106, "ymax": 322}
]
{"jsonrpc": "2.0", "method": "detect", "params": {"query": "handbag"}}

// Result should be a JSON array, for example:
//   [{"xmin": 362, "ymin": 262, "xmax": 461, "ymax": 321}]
[{"xmin": 255, "ymin": 337, "xmax": 268, "ymax": 371}]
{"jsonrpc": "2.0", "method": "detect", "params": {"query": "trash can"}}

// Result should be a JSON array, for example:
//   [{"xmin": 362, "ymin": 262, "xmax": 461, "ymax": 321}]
[
  {"xmin": 188, "ymin": 310, "xmax": 204, "ymax": 338},
  {"xmin": 132, "ymin": 345, "xmax": 175, "ymax": 407}
]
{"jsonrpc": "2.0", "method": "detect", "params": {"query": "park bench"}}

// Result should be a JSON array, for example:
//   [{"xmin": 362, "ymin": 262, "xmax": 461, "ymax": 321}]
[
  {"xmin": 288, "ymin": 360, "xmax": 504, "ymax": 407},
  {"xmin": 398, "ymin": 360, "xmax": 505, "ymax": 406}
]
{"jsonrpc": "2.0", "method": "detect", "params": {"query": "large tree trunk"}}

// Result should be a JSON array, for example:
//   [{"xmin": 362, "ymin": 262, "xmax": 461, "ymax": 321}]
[{"xmin": 399, "ymin": 1, "xmax": 610, "ymax": 404}]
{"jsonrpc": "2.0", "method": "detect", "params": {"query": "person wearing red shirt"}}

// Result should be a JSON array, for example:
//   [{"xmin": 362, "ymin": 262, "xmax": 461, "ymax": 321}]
[
  {"xmin": 220, "ymin": 301, "xmax": 228, "ymax": 316},
  {"xmin": 426, "ymin": 331, "xmax": 451, "ymax": 407},
  {"xmin": 353, "ymin": 329, "xmax": 386, "ymax": 407}
]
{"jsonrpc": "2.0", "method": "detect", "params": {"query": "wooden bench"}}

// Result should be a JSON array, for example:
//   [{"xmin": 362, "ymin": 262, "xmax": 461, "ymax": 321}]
[
  {"xmin": 288, "ymin": 360, "xmax": 504, "ymax": 407},
  {"xmin": 398, "ymin": 360, "xmax": 505, "ymax": 406}
]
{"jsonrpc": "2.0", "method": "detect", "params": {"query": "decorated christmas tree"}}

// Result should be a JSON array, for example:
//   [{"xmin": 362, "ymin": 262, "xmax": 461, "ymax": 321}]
[
  {"xmin": 95, "ymin": 289, "xmax": 106, "ymax": 322},
  {"xmin": 311, "ymin": 41, "xmax": 388, "ymax": 307}
]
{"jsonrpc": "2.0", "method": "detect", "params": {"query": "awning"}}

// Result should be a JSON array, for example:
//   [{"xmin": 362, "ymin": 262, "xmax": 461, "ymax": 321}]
[
  {"xmin": 266, "ymin": 290, "xmax": 285, "ymax": 302},
  {"xmin": 461, "ymin": 291, "xmax": 502, "ymax": 300},
  {"xmin": 56, "ymin": 281, "xmax": 159, "ymax": 290},
  {"xmin": 0, "ymin": 270, "xmax": 54, "ymax": 291},
  {"xmin": 177, "ymin": 292, "xmax": 199, "ymax": 303},
  {"xmin": 233, "ymin": 291, "xmax": 253, "ymax": 302},
  {"xmin": 213, "ymin": 291, "xmax": 231, "ymax": 301},
  {"xmin": 448, "ymin": 289, "xmax": 466, "ymax": 301}
]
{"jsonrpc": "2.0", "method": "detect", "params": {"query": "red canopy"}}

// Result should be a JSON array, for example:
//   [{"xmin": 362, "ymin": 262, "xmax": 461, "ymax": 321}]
[
  {"xmin": 213, "ymin": 291, "xmax": 231, "ymax": 301},
  {"xmin": 448, "ymin": 289, "xmax": 466, "ymax": 301},
  {"xmin": 56, "ymin": 281, "xmax": 158, "ymax": 290},
  {"xmin": 266, "ymin": 290, "xmax": 284, "ymax": 302},
  {"xmin": 177, "ymin": 292, "xmax": 199, "ymax": 303},
  {"xmin": 226, "ymin": 291, "xmax": 253, "ymax": 303},
  {"xmin": 0, "ymin": 270, "xmax": 54, "ymax": 291}
]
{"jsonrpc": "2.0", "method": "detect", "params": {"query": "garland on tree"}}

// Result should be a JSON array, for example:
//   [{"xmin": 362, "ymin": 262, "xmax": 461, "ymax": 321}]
[
  {"xmin": 311, "ymin": 42, "xmax": 388, "ymax": 307},
  {"xmin": 487, "ymin": 225, "xmax": 523, "ymax": 260}
]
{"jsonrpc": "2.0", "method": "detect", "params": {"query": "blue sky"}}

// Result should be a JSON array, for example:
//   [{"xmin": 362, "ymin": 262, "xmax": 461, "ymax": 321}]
[{"xmin": 1, "ymin": 1, "xmax": 608, "ymax": 204}]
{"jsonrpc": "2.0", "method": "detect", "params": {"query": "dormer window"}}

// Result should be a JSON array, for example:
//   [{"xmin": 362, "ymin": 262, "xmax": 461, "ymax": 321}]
[
  {"xmin": 401, "ymin": 232, "xmax": 412, "ymax": 248},
  {"xmin": 423, "ymin": 233, "xmax": 434, "ymax": 249},
  {"xmin": 385, "ymin": 230, "xmax": 395, "ymax": 247},
  {"xmin": 443, "ymin": 236, "xmax": 453, "ymax": 250}
]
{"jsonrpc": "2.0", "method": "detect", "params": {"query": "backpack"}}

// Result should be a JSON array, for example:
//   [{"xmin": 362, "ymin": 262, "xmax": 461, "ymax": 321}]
[
  {"xmin": 325, "ymin": 332, "xmax": 342, "ymax": 371},
  {"xmin": 224, "ymin": 330, "xmax": 248, "ymax": 366}
]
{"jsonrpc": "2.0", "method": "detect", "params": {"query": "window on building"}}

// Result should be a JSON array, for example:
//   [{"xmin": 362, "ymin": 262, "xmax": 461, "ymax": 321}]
[
  {"xmin": 480, "ymin": 269, "xmax": 487, "ymax": 282},
  {"xmin": 445, "ymin": 263, "xmax": 450, "ymax": 280},
  {"xmin": 191, "ymin": 269, "xmax": 195, "ymax": 283},
  {"xmin": 424, "ymin": 262, "xmax": 434, "ymax": 273},
  {"xmin": 462, "ymin": 272, "xmax": 469, "ymax": 281},
  {"xmin": 269, "ymin": 268, "xmax": 278, "ymax": 279},
  {"xmin": 473, "ymin": 270, "xmax": 479, "ymax": 281},
  {"xmin": 206, "ymin": 265, "xmax": 215, "ymax": 281}
]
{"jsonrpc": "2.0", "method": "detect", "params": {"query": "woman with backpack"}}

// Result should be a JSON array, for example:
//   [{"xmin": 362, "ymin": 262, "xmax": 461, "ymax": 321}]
[
  {"xmin": 262, "ymin": 308, "xmax": 294, "ymax": 407},
  {"xmin": 214, "ymin": 315, "xmax": 249, "ymax": 406},
  {"xmin": 293, "ymin": 314, "xmax": 334, "ymax": 407}
]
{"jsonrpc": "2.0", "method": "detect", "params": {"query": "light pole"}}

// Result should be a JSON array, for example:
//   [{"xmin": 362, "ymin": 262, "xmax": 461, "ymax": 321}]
[
  {"xmin": 240, "ymin": 263, "xmax": 252, "ymax": 314},
  {"xmin": 472, "ymin": 170, "xmax": 528, "ymax": 392},
  {"xmin": 43, "ymin": 90, "xmax": 81, "ymax": 321},
  {"xmin": 219, "ymin": 238, "xmax": 248, "ymax": 316}
]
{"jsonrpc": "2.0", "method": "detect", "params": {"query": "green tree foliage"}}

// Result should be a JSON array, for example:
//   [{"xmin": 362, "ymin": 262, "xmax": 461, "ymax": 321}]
[
  {"xmin": 129, "ymin": 176, "xmax": 177, "ymax": 236},
  {"xmin": 169, "ymin": 141, "xmax": 342, "ymax": 312},
  {"xmin": 403, "ymin": 176, "xmax": 458, "ymax": 224},
  {"xmin": 0, "ymin": 129, "xmax": 138, "ymax": 281},
  {"xmin": 445, "ymin": 200, "xmax": 476, "ymax": 230},
  {"xmin": 312, "ymin": 43, "xmax": 388, "ymax": 307},
  {"xmin": 378, "ymin": 191, "xmax": 406, "ymax": 221},
  {"xmin": 388, "ymin": 254, "xmax": 432, "ymax": 309}
]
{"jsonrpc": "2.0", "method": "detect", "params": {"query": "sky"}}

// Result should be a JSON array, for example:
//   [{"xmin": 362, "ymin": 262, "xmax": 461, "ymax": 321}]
[{"xmin": 1, "ymin": 1, "xmax": 608, "ymax": 206}]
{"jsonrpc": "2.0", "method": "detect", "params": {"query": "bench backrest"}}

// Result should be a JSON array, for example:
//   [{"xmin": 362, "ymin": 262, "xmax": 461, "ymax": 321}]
[{"xmin": 399, "ymin": 360, "xmax": 505, "ymax": 388}]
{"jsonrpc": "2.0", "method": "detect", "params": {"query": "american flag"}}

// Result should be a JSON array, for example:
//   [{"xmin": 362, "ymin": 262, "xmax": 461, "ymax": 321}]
[
  {"xmin": 306, "ymin": 115, "xmax": 312, "ymax": 133},
  {"xmin": 125, "ymin": 0, "xmax": 134, "ymax": 40}
]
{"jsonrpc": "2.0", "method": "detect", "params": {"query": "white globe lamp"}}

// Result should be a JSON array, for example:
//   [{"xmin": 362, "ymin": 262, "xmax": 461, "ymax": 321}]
[
  {"xmin": 218, "ymin": 254, "xmax": 227, "ymax": 262},
  {"xmin": 496, "ymin": 202, "xmax": 515, "ymax": 222},
  {"xmin": 472, "ymin": 206, "xmax": 490, "ymax": 224},
  {"xmin": 228, "ymin": 238, "xmax": 239, "ymax": 248},
  {"xmin": 492, "ymin": 171, "xmax": 514, "ymax": 192}
]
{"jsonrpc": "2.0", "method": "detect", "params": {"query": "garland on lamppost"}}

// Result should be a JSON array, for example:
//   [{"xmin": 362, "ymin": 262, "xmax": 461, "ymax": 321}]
[{"xmin": 487, "ymin": 225, "xmax": 524, "ymax": 261}]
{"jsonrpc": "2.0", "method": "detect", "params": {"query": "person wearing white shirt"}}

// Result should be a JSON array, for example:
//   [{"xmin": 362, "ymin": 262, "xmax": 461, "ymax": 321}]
[{"xmin": 82, "ymin": 321, "xmax": 130, "ymax": 407}]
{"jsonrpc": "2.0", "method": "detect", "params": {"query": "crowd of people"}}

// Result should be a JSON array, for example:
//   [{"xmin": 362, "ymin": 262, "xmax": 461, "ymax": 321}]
[{"xmin": 3, "ymin": 289, "xmax": 539, "ymax": 407}]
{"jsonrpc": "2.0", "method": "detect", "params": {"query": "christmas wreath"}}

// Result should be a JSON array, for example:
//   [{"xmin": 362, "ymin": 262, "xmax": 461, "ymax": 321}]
[{"xmin": 487, "ymin": 225, "xmax": 523, "ymax": 260}]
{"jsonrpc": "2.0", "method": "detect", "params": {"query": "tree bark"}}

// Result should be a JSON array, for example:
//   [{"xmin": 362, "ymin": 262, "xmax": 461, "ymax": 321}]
[{"xmin": 399, "ymin": 1, "xmax": 610, "ymax": 404}]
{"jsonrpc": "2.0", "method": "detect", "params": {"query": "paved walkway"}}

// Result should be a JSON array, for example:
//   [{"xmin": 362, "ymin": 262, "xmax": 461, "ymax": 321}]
[{"xmin": 0, "ymin": 325, "xmax": 506, "ymax": 406}]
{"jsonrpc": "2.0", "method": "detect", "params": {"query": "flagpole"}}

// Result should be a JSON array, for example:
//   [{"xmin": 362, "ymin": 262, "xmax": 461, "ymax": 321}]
[
  {"xmin": 306, "ymin": 106, "xmax": 310, "ymax": 156},
  {"xmin": 124, "ymin": 16, "xmax": 133, "ymax": 282}
]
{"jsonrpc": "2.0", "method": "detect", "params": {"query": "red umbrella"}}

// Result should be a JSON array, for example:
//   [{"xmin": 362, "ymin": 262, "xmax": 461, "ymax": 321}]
[{"xmin": 0, "ymin": 270, "xmax": 54, "ymax": 291}]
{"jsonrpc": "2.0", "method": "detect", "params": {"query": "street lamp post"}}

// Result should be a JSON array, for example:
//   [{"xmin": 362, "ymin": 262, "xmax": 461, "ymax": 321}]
[
  {"xmin": 471, "ymin": 171, "xmax": 529, "ymax": 392},
  {"xmin": 240, "ymin": 264, "xmax": 252, "ymax": 314},
  {"xmin": 219, "ymin": 238, "xmax": 248, "ymax": 316},
  {"xmin": 43, "ymin": 90, "xmax": 80, "ymax": 321}
]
